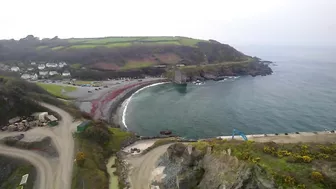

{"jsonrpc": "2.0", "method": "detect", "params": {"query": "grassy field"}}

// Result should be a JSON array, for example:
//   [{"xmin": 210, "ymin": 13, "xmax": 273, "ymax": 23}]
[
  {"xmin": 36, "ymin": 45, "xmax": 48, "ymax": 50},
  {"xmin": 70, "ymin": 63, "xmax": 82, "ymax": 69},
  {"xmin": 68, "ymin": 44, "xmax": 101, "ymax": 49},
  {"xmin": 105, "ymin": 42, "xmax": 132, "ymax": 48},
  {"xmin": 51, "ymin": 46, "xmax": 64, "ymax": 50},
  {"xmin": 37, "ymin": 83, "xmax": 77, "ymax": 98},
  {"xmin": 65, "ymin": 36, "xmax": 205, "ymax": 48},
  {"xmin": 106, "ymin": 128, "xmax": 133, "ymax": 152},
  {"xmin": 121, "ymin": 61, "xmax": 155, "ymax": 70},
  {"xmin": 36, "ymin": 36, "xmax": 206, "ymax": 51},
  {"xmin": 192, "ymin": 139, "xmax": 336, "ymax": 188}
]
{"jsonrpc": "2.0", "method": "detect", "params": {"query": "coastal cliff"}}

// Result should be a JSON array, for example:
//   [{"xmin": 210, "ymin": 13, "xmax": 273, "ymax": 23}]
[
  {"xmin": 152, "ymin": 141, "xmax": 336, "ymax": 189},
  {"xmin": 175, "ymin": 58, "xmax": 273, "ymax": 82}
]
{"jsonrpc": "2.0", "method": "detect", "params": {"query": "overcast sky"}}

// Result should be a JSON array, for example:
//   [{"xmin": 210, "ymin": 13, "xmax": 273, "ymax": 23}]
[{"xmin": 1, "ymin": 0, "xmax": 335, "ymax": 46}]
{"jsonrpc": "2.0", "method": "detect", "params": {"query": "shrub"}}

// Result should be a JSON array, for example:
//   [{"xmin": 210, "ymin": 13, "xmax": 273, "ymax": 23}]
[
  {"xmin": 302, "ymin": 155, "xmax": 313, "ymax": 163},
  {"xmin": 76, "ymin": 151, "xmax": 86, "ymax": 167},
  {"xmin": 316, "ymin": 153, "xmax": 329, "ymax": 159},
  {"xmin": 251, "ymin": 157, "xmax": 261, "ymax": 163},
  {"xmin": 297, "ymin": 184, "xmax": 306, "ymax": 189},
  {"xmin": 311, "ymin": 171, "xmax": 324, "ymax": 182},
  {"xmin": 263, "ymin": 146, "xmax": 271, "ymax": 153},
  {"xmin": 284, "ymin": 175, "xmax": 296, "ymax": 186}
]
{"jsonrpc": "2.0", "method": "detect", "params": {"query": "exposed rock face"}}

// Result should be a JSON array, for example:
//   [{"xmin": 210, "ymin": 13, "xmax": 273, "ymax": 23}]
[
  {"xmin": 155, "ymin": 143, "xmax": 275, "ymax": 189},
  {"xmin": 185, "ymin": 60, "xmax": 273, "ymax": 82},
  {"xmin": 200, "ymin": 154, "xmax": 275, "ymax": 189}
]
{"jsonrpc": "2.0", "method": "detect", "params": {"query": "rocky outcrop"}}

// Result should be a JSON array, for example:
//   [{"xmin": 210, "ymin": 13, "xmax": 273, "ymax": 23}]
[
  {"xmin": 183, "ymin": 60, "xmax": 273, "ymax": 82},
  {"xmin": 155, "ymin": 143, "xmax": 275, "ymax": 189}
]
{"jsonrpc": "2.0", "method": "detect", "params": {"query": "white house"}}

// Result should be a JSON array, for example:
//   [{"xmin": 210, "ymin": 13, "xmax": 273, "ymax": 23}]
[
  {"xmin": 10, "ymin": 67, "xmax": 20, "ymax": 72},
  {"xmin": 21, "ymin": 74, "xmax": 31, "ymax": 80},
  {"xmin": 39, "ymin": 71, "xmax": 48, "ymax": 76},
  {"xmin": 38, "ymin": 64, "xmax": 46, "ymax": 70},
  {"xmin": 176, "ymin": 64, "xmax": 185, "ymax": 67},
  {"xmin": 46, "ymin": 63, "xmax": 58, "ymax": 68},
  {"xmin": 154, "ymin": 64, "xmax": 167, "ymax": 68},
  {"xmin": 31, "ymin": 74, "xmax": 38, "ymax": 80},
  {"xmin": 31, "ymin": 62, "xmax": 36, "ymax": 65},
  {"xmin": 62, "ymin": 71, "xmax": 71, "ymax": 77},
  {"xmin": 58, "ymin": 62, "xmax": 67, "ymax": 68},
  {"xmin": 49, "ymin": 71, "xmax": 59, "ymax": 76},
  {"xmin": 27, "ymin": 67, "xmax": 34, "ymax": 71}
]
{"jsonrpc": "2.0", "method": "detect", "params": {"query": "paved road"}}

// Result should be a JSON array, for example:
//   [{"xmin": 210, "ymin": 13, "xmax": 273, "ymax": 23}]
[
  {"xmin": 0, "ymin": 145, "xmax": 54, "ymax": 189},
  {"xmin": 126, "ymin": 144, "xmax": 171, "ymax": 189}
]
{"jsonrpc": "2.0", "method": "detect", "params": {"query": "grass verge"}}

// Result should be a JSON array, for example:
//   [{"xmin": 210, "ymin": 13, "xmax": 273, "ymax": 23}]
[
  {"xmin": 121, "ymin": 61, "xmax": 155, "ymax": 70},
  {"xmin": 37, "ymin": 83, "xmax": 77, "ymax": 99}
]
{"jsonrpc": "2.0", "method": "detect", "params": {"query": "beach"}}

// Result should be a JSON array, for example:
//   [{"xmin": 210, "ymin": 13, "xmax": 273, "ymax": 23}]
[{"xmin": 113, "ymin": 82, "xmax": 169, "ymax": 130}]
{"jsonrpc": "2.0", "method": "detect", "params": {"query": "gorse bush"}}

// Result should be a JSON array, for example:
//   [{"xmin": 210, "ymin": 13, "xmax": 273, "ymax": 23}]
[{"xmin": 311, "ymin": 171, "xmax": 324, "ymax": 182}]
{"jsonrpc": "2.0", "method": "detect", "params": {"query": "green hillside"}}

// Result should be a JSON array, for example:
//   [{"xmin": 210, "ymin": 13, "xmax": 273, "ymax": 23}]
[
  {"xmin": 0, "ymin": 35, "xmax": 273, "ymax": 80},
  {"xmin": 0, "ymin": 76, "xmax": 80, "ymax": 126}
]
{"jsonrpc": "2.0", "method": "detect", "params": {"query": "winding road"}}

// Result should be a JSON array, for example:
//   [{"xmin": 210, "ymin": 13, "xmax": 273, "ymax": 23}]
[
  {"xmin": 0, "ymin": 102, "xmax": 79, "ymax": 189},
  {"xmin": 0, "ymin": 145, "xmax": 53, "ymax": 189}
]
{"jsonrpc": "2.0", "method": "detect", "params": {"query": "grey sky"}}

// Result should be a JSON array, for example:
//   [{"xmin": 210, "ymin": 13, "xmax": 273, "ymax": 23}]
[{"xmin": 1, "ymin": 0, "xmax": 335, "ymax": 46}]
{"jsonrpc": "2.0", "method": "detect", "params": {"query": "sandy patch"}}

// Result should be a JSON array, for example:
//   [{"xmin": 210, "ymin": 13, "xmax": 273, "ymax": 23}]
[
  {"xmin": 151, "ymin": 166, "xmax": 166, "ymax": 183},
  {"xmin": 123, "ymin": 139, "xmax": 157, "ymax": 154}
]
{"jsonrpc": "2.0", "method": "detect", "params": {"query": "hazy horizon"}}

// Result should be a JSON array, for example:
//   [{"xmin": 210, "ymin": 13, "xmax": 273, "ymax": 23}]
[{"xmin": 1, "ymin": 0, "xmax": 335, "ymax": 46}]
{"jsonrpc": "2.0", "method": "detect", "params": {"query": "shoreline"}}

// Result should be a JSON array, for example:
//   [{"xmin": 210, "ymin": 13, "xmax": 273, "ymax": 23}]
[{"xmin": 112, "ymin": 82, "xmax": 169, "ymax": 130}]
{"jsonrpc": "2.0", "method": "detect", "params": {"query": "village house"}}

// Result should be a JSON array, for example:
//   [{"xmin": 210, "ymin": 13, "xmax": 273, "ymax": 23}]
[
  {"xmin": 49, "ymin": 71, "xmax": 59, "ymax": 76},
  {"xmin": 10, "ymin": 66, "xmax": 20, "ymax": 72},
  {"xmin": 30, "ymin": 74, "xmax": 38, "ymax": 80},
  {"xmin": 39, "ymin": 71, "xmax": 48, "ymax": 76},
  {"xmin": 62, "ymin": 71, "xmax": 71, "ymax": 77},
  {"xmin": 38, "ymin": 64, "xmax": 46, "ymax": 70},
  {"xmin": 27, "ymin": 67, "xmax": 34, "ymax": 71},
  {"xmin": 21, "ymin": 74, "xmax": 31, "ymax": 80},
  {"xmin": 21, "ymin": 73, "xmax": 38, "ymax": 80},
  {"xmin": 0, "ymin": 63, "xmax": 9, "ymax": 71},
  {"xmin": 58, "ymin": 62, "xmax": 67, "ymax": 68},
  {"xmin": 31, "ymin": 62, "xmax": 36, "ymax": 65},
  {"xmin": 46, "ymin": 63, "xmax": 58, "ymax": 68},
  {"xmin": 176, "ymin": 64, "xmax": 185, "ymax": 67},
  {"xmin": 153, "ymin": 64, "xmax": 167, "ymax": 68}
]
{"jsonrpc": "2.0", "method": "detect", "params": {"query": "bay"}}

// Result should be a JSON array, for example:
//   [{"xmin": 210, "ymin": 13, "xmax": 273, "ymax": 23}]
[{"xmin": 125, "ymin": 46, "xmax": 336, "ymax": 139}]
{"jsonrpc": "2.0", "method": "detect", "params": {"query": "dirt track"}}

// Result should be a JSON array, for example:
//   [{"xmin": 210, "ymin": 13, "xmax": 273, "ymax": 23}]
[
  {"xmin": 0, "ymin": 102, "xmax": 78, "ymax": 189},
  {"xmin": 0, "ymin": 145, "xmax": 54, "ymax": 189},
  {"xmin": 39, "ymin": 103, "xmax": 78, "ymax": 189},
  {"xmin": 127, "ymin": 144, "xmax": 171, "ymax": 189}
]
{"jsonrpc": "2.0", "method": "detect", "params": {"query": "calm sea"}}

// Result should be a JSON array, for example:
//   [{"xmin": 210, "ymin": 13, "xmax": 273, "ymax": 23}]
[{"xmin": 125, "ymin": 46, "xmax": 336, "ymax": 139}]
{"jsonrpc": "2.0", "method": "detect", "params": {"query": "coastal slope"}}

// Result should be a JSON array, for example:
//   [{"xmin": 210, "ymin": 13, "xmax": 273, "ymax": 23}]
[{"xmin": 0, "ymin": 36, "xmax": 272, "ymax": 79}]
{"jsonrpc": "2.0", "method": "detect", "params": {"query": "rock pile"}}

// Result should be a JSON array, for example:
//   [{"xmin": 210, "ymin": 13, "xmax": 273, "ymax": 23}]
[{"xmin": 116, "ymin": 152, "xmax": 131, "ymax": 189}]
